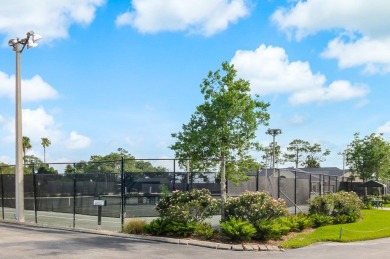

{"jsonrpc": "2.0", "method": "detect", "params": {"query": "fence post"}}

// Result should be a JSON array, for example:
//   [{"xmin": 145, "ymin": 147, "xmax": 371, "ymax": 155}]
[
  {"xmin": 173, "ymin": 159, "xmax": 176, "ymax": 191},
  {"xmin": 32, "ymin": 163, "xmax": 37, "ymax": 224},
  {"xmin": 73, "ymin": 163, "xmax": 76, "ymax": 228},
  {"xmin": 309, "ymin": 173, "xmax": 312, "ymax": 198},
  {"xmin": 319, "ymin": 174, "xmax": 322, "ymax": 196},
  {"xmin": 329, "ymin": 175, "xmax": 331, "ymax": 193},
  {"xmin": 256, "ymin": 168, "xmax": 259, "ymax": 192},
  {"xmin": 294, "ymin": 170, "xmax": 297, "ymax": 215},
  {"xmin": 121, "ymin": 157, "xmax": 125, "ymax": 232},
  {"xmin": 277, "ymin": 169, "xmax": 280, "ymax": 199},
  {"xmin": 1, "ymin": 173, "xmax": 4, "ymax": 220},
  {"xmin": 335, "ymin": 176, "xmax": 338, "ymax": 192}
]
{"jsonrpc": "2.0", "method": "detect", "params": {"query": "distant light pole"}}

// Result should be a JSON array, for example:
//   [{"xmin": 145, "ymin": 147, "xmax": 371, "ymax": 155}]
[
  {"xmin": 266, "ymin": 128, "xmax": 282, "ymax": 177},
  {"xmin": 338, "ymin": 151, "xmax": 346, "ymax": 176},
  {"xmin": 8, "ymin": 31, "xmax": 42, "ymax": 222}
]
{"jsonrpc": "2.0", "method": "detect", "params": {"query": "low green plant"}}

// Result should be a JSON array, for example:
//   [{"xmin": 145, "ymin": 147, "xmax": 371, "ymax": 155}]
[
  {"xmin": 145, "ymin": 218, "xmax": 168, "ymax": 236},
  {"xmin": 123, "ymin": 219, "xmax": 147, "ymax": 234},
  {"xmin": 288, "ymin": 214, "xmax": 313, "ymax": 232},
  {"xmin": 361, "ymin": 195, "xmax": 374, "ymax": 209},
  {"xmin": 194, "ymin": 222, "xmax": 215, "ymax": 240},
  {"xmin": 383, "ymin": 194, "xmax": 390, "ymax": 204},
  {"xmin": 309, "ymin": 213, "xmax": 333, "ymax": 227},
  {"xmin": 255, "ymin": 218, "xmax": 291, "ymax": 241},
  {"xmin": 145, "ymin": 218, "xmax": 199, "ymax": 237},
  {"xmin": 220, "ymin": 218, "xmax": 256, "ymax": 241}
]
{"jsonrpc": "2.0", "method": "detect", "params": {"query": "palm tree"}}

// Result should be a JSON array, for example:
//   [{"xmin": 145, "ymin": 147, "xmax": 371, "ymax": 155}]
[
  {"xmin": 22, "ymin": 136, "xmax": 32, "ymax": 158},
  {"xmin": 41, "ymin": 137, "xmax": 51, "ymax": 164}
]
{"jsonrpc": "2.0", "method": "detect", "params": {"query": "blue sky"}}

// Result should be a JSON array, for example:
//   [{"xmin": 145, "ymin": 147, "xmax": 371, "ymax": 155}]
[{"xmin": 0, "ymin": 0, "xmax": 389, "ymax": 171}]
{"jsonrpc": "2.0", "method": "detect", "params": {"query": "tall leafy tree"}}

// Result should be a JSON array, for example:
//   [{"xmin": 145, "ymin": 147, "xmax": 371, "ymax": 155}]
[
  {"xmin": 41, "ymin": 137, "xmax": 51, "ymax": 164},
  {"xmin": 304, "ymin": 143, "xmax": 331, "ymax": 168},
  {"xmin": 170, "ymin": 62, "xmax": 270, "ymax": 220},
  {"xmin": 261, "ymin": 142, "xmax": 283, "ymax": 169},
  {"xmin": 22, "ymin": 136, "xmax": 32, "ymax": 159},
  {"xmin": 283, "ymin": 139, "xmax": 330, "ymax": 168},
  {"xmin": 283, "ymin": 139, "xmax": 310, "ymax": 168},
  {"xmin": 347, "ymin": 133, "xmax": 390, "ymax": 182}
]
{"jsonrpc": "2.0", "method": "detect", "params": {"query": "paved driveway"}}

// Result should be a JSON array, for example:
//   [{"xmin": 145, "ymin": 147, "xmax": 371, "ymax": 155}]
[{"xmin": 1, "ymin": 222, "xmax": 390, "ymax": 259}]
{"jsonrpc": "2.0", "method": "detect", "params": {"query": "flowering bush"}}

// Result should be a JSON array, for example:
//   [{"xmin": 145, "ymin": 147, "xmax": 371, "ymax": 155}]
[
  {"xmin": 225, "ymin": 191, "xmax": 289, "ymax": 224},
  {"xmin": 308, "ymin": 191, "xmax": 363, "ymax": 223},
  {"xmin": 156, "ymin": 189, "xmax": 220, "ymax": 223}
]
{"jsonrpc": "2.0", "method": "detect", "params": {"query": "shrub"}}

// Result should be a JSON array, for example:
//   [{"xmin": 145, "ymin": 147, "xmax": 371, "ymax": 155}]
[
  {"xmin": 225, "ymin": 191, "xmax": 289, "ymax": 224},
  {"xmin": 383, "ymin": 194, "xmax": 390, "ymax": 204},
  {"xmin": 361, "ymin": 195, "xmax": 374, "ymax": 209},
  {"xmin": 123, "ymin": 219, "xmax": 147, "ymax": 234},
  {"xmin": 220, "ymin": 218, "xmax": 256, "ymax": 241},
  {"xmin": 288, "ymin": 214, "xmax": 313, "ymax": 232},
  {"xmin": 145, "ymin": 218, "xmax": 199, "ymax": 237},
  {"xmin": 194, "ymin": 222, "xmax": 215, "ymax": 240},
  {"xmin": 156, "ymin": 189, "xmax": 220, "ymax": 223},
  {"xmin": 144, "ymin": 218, "xmax": 168, "ymax": 236},
  {"xmin": 308, "ymin": 191, "xmax": 363, "ymax": 223},
  {"xmin": 309, "ymin": 213, "xmax": 333, "ymax": 228},
  {"xmin": 254, "ymin": 218, "xmax": 291, "ymax": 241}
]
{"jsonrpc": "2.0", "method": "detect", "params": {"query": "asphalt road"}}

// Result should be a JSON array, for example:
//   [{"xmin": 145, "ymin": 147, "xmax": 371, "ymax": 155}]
[{"xmin": 1, "ymin": 222, "xmax": 390, "ymax": 259}]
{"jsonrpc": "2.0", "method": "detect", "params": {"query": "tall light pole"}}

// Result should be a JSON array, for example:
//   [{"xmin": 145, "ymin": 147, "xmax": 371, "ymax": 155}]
[
  {"xmin": 338, "ymin": 151, "xmax": 346, "ymax": 176},
  {"xmin": 266, "ymin": 128, "xmax": 282, "ymax": 177},
  {"xmin": 8, "ymin": 31, "xmax": 42, "ymax": 222}
]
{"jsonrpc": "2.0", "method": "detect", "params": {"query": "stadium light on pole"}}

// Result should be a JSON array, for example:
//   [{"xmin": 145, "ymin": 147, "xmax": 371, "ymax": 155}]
[
  {"xmin": 266, "ymin": 128, "xmax": 282, "ymax": 177},
  {"xmin": 8, "ymin": 30, "xmax": 42, "ymax": 222}
]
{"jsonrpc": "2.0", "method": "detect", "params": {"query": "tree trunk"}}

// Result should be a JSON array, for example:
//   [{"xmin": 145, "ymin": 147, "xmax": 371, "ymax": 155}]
[{"xmin": 220, "ymin": 155, "xmax": 227, "ymax": 221}]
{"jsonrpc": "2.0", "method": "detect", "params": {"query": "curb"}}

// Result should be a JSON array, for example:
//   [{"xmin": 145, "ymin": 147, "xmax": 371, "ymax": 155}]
[{"xmin": 0, "ymin": 220, "xmax": 284, "ymax": 253}]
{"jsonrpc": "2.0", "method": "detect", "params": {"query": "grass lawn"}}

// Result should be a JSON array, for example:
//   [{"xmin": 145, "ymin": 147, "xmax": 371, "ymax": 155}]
[{"xmin": 280, "ymin": 209, "xmax": 390, "ymax": 249}]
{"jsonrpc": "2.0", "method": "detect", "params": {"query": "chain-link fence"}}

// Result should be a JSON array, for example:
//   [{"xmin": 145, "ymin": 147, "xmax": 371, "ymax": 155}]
[{"xmin": 1, "ymin": 161, "xmax": 343, "ymax": 232}]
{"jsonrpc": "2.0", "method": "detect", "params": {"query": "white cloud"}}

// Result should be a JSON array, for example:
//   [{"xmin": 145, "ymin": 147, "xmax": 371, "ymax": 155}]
[
  {"xmin": 321, "ymin": 36, "xmax": 390, "ymax": 74},
  {"xmin": 0, "ymin": 0, "xmax": 105, "ymax": 42},
  {"xmin": 272, "ymin": 0, "xmax": 390, "ymax": 40},
  {"xmin": 272, "ymin": 0, "xmax": 390, "ymax": 74},
  {"xmin": 116, "ymin": 0, "xmax": 251, "ymax": 36},
  {"xmin": 0, "ymin": 71, "xmax": 58, "ymax": 102},
  {"xmin": 231, "ymin": 44, "xmax": 369, "ymax": 105},
  {"xmin": 65, "ymin": 131, "xmax": 91, "ymax": 150},
  {"xmin": 2, "ymin": 107, "xmax": 62, "ymax": 145},
  {"xmin": 377, "ymin": 122, "xmax": 390, "ymax": 134}
]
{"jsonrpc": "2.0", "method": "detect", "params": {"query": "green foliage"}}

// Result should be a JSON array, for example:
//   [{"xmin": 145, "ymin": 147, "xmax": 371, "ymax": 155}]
[
  {"xmin": 69, "ymin": 148, "xmax": 168, "ymax": 174},
  {"xmin": 194, "ymin": 222, "xmax": 215, "ymax": 240},
  {"xmin": 220, "ymin": 218, "xmax": 256, "ymax": 241},
  {"xmin": 254, "ymin": 218, "xmax": 291, "ymax": 241},
  {"xmin": 0, "ymin": 163, "xmax": 14, "ymax": 174},
  {"xmin": 123, "ymin": 219, "xmax": 147, "ymax": 234},
  {"xmin": 156, "ymin": 189, "xmax": 220, "ymax": 223},
  {"xmin": 225, "ymin": 191, "xmax": 289, "ymax": 224},
  {"xmin": 288, "ymin": 214, "xmax": 314, "ymax": 232},
  {"xmin": 308, "ymin": 191, "xmax": 363, "ymax": 223},
  {"xmin": 37, "ymin": 164, "xmax": 58, "ymax": 174},
  {"xmin": 361, "ymin": 195, "xmax": 374, "ymax": 209},
  {"xmin": 283, "ymin": 139, "xmax": 331, "ymax": 168},
  {"xmin": 144, "ymin": 218, "xmax": 167, "ymax": 236},
  {"xmin": 170, "ymin": 62, "xmax": 270, "ymax": 220},
  {"xmin": 347, "ymin": 133, "xmax": 390, "ymax": 182},
  {"xmin": 383, "ymin": 194, "xmax": 390, "ymax": 204},
  {"xmin": 309, "ymin": 213, "xmax": 334, "ymax": 227},
  {"xmin": 145, "ymin": 219, "xmax": 199, "ymax": 237}
]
